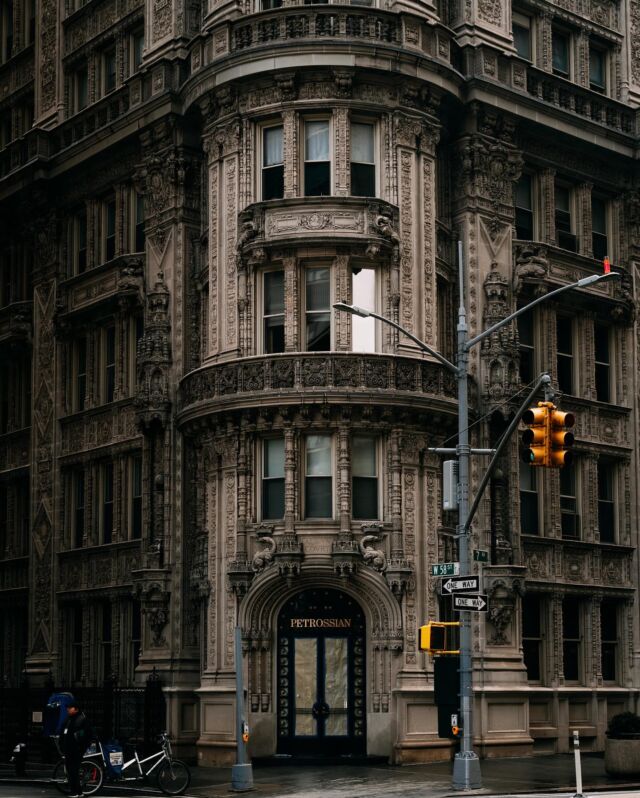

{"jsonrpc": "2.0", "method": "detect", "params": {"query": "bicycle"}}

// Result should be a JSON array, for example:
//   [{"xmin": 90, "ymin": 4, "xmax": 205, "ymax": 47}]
[
  {"xmin": 51, "ymin": 749, "xmax": 104, "ymax": 796},
  {"xmin": 93, "ymin": 732, "xmax": 190, "ymax": 795}
]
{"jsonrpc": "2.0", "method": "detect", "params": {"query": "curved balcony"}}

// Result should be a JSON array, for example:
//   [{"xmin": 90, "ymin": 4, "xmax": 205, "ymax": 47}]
[
  {"xmin": 188, "ymin": 6, "xmax": 456, "ymax": 93},
  {"xmin": 240, "ymin": 197, "xmax": 398, "ymax": 257},
  {"xmin": 178, "ymin": 352, "xmax": 457, "ymax": 428}
]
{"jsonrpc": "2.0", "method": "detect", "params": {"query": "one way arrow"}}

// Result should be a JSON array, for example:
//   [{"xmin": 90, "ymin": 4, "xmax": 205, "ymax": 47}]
[
  {"xmin": 442, "ymin": 576, "xmax": 479, "ymax": 594},
  {"xmin": 453, "ymin": 594, "xmax": 488, "ymax": 612}
]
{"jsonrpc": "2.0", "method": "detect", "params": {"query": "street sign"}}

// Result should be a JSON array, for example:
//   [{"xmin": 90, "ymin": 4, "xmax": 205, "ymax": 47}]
[
  {"xmin": 442, "ymin": 576, "xmax": 480, "ymax": 595},
  {"xmin": 453, "ymin": 594, "xmax": 488, "ymax": 612},
  {"xmin": 473, "ymin": 549, "xmax": 489, "ymax": 563},
  {"xmin": 430, "ymin": 562, "xmax": 460, "ymax": 577}
]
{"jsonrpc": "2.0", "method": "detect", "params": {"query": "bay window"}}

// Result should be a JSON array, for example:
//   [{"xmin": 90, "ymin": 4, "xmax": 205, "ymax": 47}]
[
  {"xmin": 262, "ymin": 438, "xmax": 285, "ymax": 520},
  {"xmin": 305, "ymin": 267, "xmax": 330, "ymax": 351},
  {"xmin": 556, "ymin": 316, "xmax": 573, "ymax": 394},
  {"xmin": 304, "ymin": 120, "xmax": 330, "ymax": 196},
  {"xmin": 262, "ymin": 125, "xmax": 284, "ymax": 201},
  {"xmin": 350, "ymin": 122, "xmax": 375, "ymax": 197},
  {"xmin": 555, "ymin": 184, "xmax": 576, "ymax": 251},
  {"xmin": 515, "ymin": 174, "xmax": 533, "ymax": 240},
  {"xmin": 560, "ymin": 464, "xmax": 579, "ymax": 540},
  {"xmin": 263, "ymin": 270, "xmax": 285, "ymax": 353},
  {"xmin": 103, "ymin": 196, "xmax": 116, "ymax": 261},
  {"xmin": 352, "ymin": 436, "xmax": 378, "ymax": 520},
  {"xmin": 522, "ymin": 594, "xmax": 542, "ymax": 681},
  {"xmin": 597, "ymin": 461, "xmax": 615, "ymax": 543},
  {"xmin": 305, "ymin": 434, "xmax": 332, "ymax": 518},
  {"xmin": 552, "ymin": 28, "xmax": 570, "ymax": 77},
  {"xmin": 594, "ymin": 323, "xmax": 611, "ymax": 402},
  {"xmin": 103, "ymin": 325, "xmax": 116, "ymax": 403},
  {"xmin": 351, "ymin": 266, "xmax": 376, "ymax": 352},
  {"xmin": 130, "ymin": 455, "xmax": 142, "ymax": 539},
  {"xmin": 562, "ymin": 597, "xmax": 581, "ymax": 681},
  {"xmin": 591, "ymin": 196, "xmax": 608, "ymax": 261},
  {"xmin": 600, "ymin": 601, "xmax": 618, "ymax": 682}
]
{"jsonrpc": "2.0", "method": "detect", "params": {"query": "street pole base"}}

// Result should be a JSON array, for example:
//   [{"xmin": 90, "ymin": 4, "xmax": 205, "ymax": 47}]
[
  {"xmin": 231, "ymin": 763, "xmax": 254, "ymax": 792},
  {"xmin": 452, "ymin": 750, "xmax": 482, "ymax": 790}
]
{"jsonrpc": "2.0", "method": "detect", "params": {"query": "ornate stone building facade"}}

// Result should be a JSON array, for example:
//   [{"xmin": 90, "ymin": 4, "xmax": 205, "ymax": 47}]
[{"xmin": 0, "ymin": 0, "xmax": 639, "ymax": 765}]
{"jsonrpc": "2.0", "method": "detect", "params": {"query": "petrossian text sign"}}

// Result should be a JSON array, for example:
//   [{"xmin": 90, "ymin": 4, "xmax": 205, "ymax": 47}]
[{"xmin": 290, "ymin": 618, "xmax": 353, "ymax": 628}]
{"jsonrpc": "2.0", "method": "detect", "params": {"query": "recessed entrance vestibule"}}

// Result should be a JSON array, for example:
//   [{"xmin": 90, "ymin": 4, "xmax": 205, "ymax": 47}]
[{"xmin": 277, "ymin": 588, "xmax": 366, "ymax": 757}]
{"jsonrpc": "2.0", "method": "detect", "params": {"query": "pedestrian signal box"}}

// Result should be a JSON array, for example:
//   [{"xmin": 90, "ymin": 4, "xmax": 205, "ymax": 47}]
[{"xmin": 418, "ymin": 621, "xmax": 460, "ymax": 654}]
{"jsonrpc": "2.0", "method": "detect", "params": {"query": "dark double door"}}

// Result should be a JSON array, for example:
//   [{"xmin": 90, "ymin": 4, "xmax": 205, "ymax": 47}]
[{"xmin": 277, "ymin": 589, "xmax": 366, "ymax": 757}]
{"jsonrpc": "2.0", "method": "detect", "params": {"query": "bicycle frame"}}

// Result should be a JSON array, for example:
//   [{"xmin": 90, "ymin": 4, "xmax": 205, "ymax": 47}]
[{"xmin": 93, "ymin": 737, "xmax": 171, "ymax": 782}]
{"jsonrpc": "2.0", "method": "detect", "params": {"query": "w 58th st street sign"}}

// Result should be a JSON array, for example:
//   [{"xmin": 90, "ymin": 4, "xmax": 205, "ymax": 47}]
[
  {"xmin": 453, "ymin": 594, "xmax": 487, "ymax": 612},
  {"xmin": 442, "ymin": 576, "xmax": 480, "ymax": 595}
]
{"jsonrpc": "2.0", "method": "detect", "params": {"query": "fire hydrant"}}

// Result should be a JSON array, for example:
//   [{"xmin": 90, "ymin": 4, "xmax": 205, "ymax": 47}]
[{"xmin": 11, "ymin": 743, "xmax": 27, "ymax": 776}]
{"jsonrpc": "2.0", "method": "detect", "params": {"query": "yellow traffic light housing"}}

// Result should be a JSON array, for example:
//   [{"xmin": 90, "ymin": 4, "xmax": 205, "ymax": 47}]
[
  {"xmin": 549, "ymin": 408, "xmax": 575, "ymax": 467},
  {"xmin": 521, "ymin": 403, "xmax": 550, "ymax": 466},
  {"xmin": 419, "ymin": 621, "xmax": 460, "ymax": 654}
]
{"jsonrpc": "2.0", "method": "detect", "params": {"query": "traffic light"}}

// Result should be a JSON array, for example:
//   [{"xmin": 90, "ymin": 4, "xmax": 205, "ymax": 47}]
[
  {"xmin": 419, "ymin": 621, "xmax": 460, "ymax": 654},
  {"xmin": 548, "ymin": 407, "xmax": 575, "ymax": 467},
  {"xmin": 521, "ymin": 403, "xmax": 550, "ymax": 466}
]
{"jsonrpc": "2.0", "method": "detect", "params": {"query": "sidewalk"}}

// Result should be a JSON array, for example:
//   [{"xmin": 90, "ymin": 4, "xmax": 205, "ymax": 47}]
[{"xmin": 2, "ymin": 753, "xmax": 639, "ymax": 797}]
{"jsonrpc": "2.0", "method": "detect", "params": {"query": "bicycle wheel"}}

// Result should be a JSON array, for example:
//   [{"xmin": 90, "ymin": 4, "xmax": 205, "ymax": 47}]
[
  {"xmin": 52, "ymin": 759, "xmax": 70, "ymax": 795},
  {"xmin": 78, "ymin": 759, "xmax": 104, "ymax": 796},
  {"xmin": 157, "ymin": 759, "xmax": 191, "ymax": 795}
]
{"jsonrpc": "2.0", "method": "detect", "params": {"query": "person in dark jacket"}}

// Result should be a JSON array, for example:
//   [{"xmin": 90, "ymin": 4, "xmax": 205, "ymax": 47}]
[{"xmin": 60, "ymin": 701, "xmax": 93, "ymax": 798}]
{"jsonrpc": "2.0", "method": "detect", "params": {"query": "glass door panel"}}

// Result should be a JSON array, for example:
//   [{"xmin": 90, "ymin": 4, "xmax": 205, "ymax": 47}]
[
  {"xmin": 294, "ymin": 638, "xmax": 318, "ymax": 736},
  {"xmin": 324, "ymin": 637, "xmax": 348, "ymax": 736}
]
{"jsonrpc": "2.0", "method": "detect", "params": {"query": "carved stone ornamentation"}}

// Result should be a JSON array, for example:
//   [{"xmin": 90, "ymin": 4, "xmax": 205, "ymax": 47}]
[
  {"xmin": 135, "ymin": 273, "xmax": 172, "ymax": 430},
  {"xmin": 481, "ymin": 265, "xmax": 520, "ymax": 414},
  {"xmin": 512, "ymin": 244, "xmax": 549, "ymax": 294},
  {"xmin": 252, "ymin": 532, "xmax": 276, "ymax": 573},
  {"xmin": 485, "ymin": 571, "xmax": 525, "ymax": 646},
  {"xmin": 359, "ymin": 528, "xmax": 387, "ymax": 573}
]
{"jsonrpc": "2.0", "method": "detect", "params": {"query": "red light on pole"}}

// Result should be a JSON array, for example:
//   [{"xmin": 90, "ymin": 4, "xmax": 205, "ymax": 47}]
[{"xmin": 603, "ymin": 256, "xmax": 611, "ymax": 274}]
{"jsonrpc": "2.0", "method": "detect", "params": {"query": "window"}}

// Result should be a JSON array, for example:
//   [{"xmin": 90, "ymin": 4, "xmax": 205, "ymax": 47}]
[
  {"xmin": 130, "ymin": 29, "xmax": 144, "ymax": 74},
  {"xmin": 261, "ymin": 0, "xmax": 282, "ymax": 8},
  {"xmin": 512, "ymin": 12, "xmax": 532, "ymax": 60},
  {"xmin": 101, "ymin": 603, "xmax": 112, "ymax": 682},
  {"xmin": 589, "ymin": 44, "xmax": 606, "ymax": 93},
  {"xmin": 350, "ymin": 122, "xmax": 375, "ymax": 197},
  {"xmin": 72, "ymin": 209, "xmax": 87, "ymax": 273},
  {"xmin": 1, "ymin": 0, "xmax": 13, "ymax": 63},
  {"xmin": 555, "ymin": 184, "xmax": 576, "ymax": 251},
  {"xmin": 515, "ymin": 174, "xmax": 533, "ymax": 240},
  {"xmin": 71, "ymin": 605, "xmax": 83, "ymax": 681},
  {"xmin": 73, "ymin": 469, "xmax": 85, "ymax": 548},
  {"xmin": 102, "ymin": 47, "xmax": 116, "ymax": 94},
  {"xmin": 262, "ymin": 126, "xmax": 284, "ymax": 201},
  {"xmin": 130, "ymin": 455, "xmax": 142, "ymax": 539},
  {"xmin": 518, "ymin": 311, "xmax": 534, "ymax": 385},
  {"xmin": 351, "ymin": 266, "xmax": 376, "ymax": 352},
  {"xmin": 562, "ymin": 597, "xmax": 581, "ymax": 681},
  {"xmin": 305, "ymin": 267, "xmax": 330, "ymax": 351},
  {"xmin": 522, "ymin": 594, "xmax": 542, "ymax": 681},
  {"xmin": 552, "ymin": 28, "xmax": 570, "ymax": 77},
  {"xmin": 598, "ymin": 461, "xmax": 615, "ymax": 543},
  {"xmin": 134, "ymin": 192, "xmax": 145, "ymax": 251},
  {"xmin": 15, "ymin": 477, "xmax": 29, "ymax": 555},
  {"xmin": 519, "ymin": 463, "xmax": 538, "ymax": 535},
  {"xmin": 591, "ymin": 196, "xmax": 608, "ymax": 261},
  {"xmin": 75, "ymin": 336, "xmax": 87, "ymax": 411},
  {"xmin": 305, "ymin": 434, "xmax": 332, "ymax": 518},
  {"xmin": 129, "ymin": 314, "xmax": 143, "ymax": 394},
  {"xmin": 304, "ymin": 120, "xmax": 330, "ymax": 196},
  {"xmin": 556, "ymin": 316, "xmax": 573, "ymax": 394},
  {"xmin": 262, "ymin": 438, "xmax": 285, "ymax": 520},
  {"xmin": 263, "ymin": 270, "xmax": 285, "ymax": 353},
  {"xmin": 0, "ymin": 363, "xmax": 8, "ymax": 434},
  {"xmin": 101, "ymin": 462, "xmax": 114, "ymax": 544},
  {"xmin": 600, "ymin": 601, "xmax": 617, "ymax": 682},
  {"xmin": 103, "ymin": 325, "xmax": 116, "ymax": 403},
  {"xmin": 594, "ymin": 323, "xmax": 611, "ymax": 402},
  {"xmin": 25, "ymin": 0, "xmax": 34, "ymax": 45},
  {"xmin": 131, "ymin": 599, "xmax": 141, "ymax": 675},
  {"xmin": 352, "ymin": 436, "xmax": 378, "ymax": 519},
  {"xmin": 74, "ymin": 64, "xmax": 88, "ymax": 112},
  {"xmin": 560, "ymin": 464, "xmax": 579, "ymax": 539},
  {"xmin": 103, "ymin": 197, "xmax": 116, "ymax": 261}
]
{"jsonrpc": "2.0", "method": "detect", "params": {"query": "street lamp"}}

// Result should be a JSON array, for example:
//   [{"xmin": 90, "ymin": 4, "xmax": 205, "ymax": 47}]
[{"xmin": 335, "ymin": 254, "xmax": 619, "ymax": 790}]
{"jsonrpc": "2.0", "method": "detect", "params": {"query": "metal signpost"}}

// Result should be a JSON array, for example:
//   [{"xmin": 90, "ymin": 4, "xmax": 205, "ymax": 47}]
[{"xmin": 334, "ymin": 251, "xmax": 619, "ymax": 790}]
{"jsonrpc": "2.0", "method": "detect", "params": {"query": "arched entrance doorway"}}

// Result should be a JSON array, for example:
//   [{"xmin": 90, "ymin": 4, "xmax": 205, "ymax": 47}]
[{"xmin": 277, "ymin": 588, "xmax": 366, "ymax": 757}]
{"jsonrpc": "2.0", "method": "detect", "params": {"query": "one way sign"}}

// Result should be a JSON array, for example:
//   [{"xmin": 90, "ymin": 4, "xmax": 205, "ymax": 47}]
[
  {"xmin": 442, "ymin": 576, "xmax": 479, "ymax": 595},
  {"xmin": 453, "ymin": 594, "xmax": 488, "ymax": 612}
]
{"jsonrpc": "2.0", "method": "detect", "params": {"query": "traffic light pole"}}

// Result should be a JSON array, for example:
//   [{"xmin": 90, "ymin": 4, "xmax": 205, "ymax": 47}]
[{"xmin": 334, "ymin": 254, "xmax": 619, "ymax": 791}]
